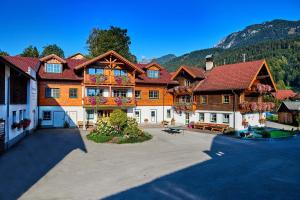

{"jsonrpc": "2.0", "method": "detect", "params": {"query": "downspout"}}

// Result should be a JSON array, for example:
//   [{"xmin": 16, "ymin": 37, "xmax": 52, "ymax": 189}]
[
  {"xmin": 6, "ymin": 76, "xmax": 10, "ymax": 149},
  {"xmin": 231, "ymin": 90, "xmax": 237, "ymax": 130}
]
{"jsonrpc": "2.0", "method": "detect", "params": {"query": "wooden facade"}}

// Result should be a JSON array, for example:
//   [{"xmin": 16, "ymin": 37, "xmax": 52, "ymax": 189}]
[{"xmin": 10, "ymin": 68, "xmax": 28, "ymax": 104}]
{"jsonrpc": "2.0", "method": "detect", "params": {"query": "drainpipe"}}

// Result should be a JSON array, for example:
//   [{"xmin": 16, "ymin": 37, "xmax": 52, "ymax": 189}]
[
  {"xmin": 231, "ymin": 90, "xmax": 237, "ymax": 130},
  {"xmin": 6, "ymin": 76, "xmax": 10, "ymax": 149}
]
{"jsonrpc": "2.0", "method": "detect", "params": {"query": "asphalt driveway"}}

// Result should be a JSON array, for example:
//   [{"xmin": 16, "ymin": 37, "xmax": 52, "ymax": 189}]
[{"xmin": 0, "ymin": 128, "xmax": 299, "ymax": 200}]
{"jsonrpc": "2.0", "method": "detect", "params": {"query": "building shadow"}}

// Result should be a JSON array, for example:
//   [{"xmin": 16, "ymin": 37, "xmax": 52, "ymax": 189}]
[
  {"xmin": 103, "ymin": 134, "xmax": 300, "ymax": 200},
  {"xmin": 0, "ymin": 128, "xmax": 87, "ymax": 200}
]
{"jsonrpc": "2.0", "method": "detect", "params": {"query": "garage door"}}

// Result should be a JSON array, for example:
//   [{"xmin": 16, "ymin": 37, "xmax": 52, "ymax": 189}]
[{"xmin": 53, "ymin": 111, "xmax": 65, "ymax": 128}]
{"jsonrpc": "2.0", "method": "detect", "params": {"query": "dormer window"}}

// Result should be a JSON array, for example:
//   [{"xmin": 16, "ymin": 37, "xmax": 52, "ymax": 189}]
[
  {"xmin": 147, "ymin": 70, "xmax": 159, "ymax": 78},
  {"xmin": 45, "ymin": 63, "xmax": 62, "ymax": 73}
]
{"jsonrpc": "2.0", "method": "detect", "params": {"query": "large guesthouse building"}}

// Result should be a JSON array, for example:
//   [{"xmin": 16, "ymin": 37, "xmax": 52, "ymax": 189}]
[{"xmin": 0, "ymin": 50, "xmax": 277, "ymax": 149}]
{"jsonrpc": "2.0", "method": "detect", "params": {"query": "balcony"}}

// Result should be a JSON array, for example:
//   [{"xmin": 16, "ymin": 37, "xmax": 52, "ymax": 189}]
[
  {"xmin": 84, "ymin": 74, "xmax": 135, "ymax": 86},
  {"xmin": 173, "ymin": 102, "xmax": 197, "ymax": 112},
  {"xmin": 83, "ymin": 96, "xmax": 136, "ymax": 107},
  {"xmin": 239, "ymin": 101, "xmax": 276, "ymax": 113}
]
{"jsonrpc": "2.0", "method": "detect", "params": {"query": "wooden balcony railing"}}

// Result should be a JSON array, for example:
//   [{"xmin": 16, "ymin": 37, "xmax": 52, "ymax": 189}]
[
  {"xmin": 239, "ymin": 101, "xmax": 276, "ymax": 113},
  {"xmin": 173, "ymin": 102, "xmax": 197, "ymax": 112},
  {"xmin": 84, "ymin": 74, "xmax": 135, "ymax": 86},
  {"xmin": 83, "ymin": 96, "xmax": 136, "ymax": 107}
]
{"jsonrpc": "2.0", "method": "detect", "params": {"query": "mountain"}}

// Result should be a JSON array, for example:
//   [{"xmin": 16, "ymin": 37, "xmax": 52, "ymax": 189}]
[
  {"xmin": 152, "ymin": 54, "xmax": 176, "ymax": 64},
  {"xmin": 215, "ymin": 19, "xmax": 300, "ymax": 49},
  {"xmin": 160, "ymin": 19, "xmax": 300, "ymax": 91}
]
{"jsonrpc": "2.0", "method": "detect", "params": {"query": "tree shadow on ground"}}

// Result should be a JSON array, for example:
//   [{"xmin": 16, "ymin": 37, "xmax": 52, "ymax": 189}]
[
  {"xmin": 104, "ymin": 134, "xmax": 300, "ymax": 200},
  {"xmin": 0, "ymin": 128, "xmax": 86, "ymax": 200}
]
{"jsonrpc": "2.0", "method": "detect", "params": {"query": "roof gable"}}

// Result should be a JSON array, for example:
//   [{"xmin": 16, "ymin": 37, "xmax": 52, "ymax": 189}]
[
  {"xmin": 171, "ymin": 65, "xmax": 205, "ymax": 80},
  {"xmin": 195, "ymin": 59, "xmax": 275, "ymax": 92},
  {"xmin": 74, "ymin": 50, "xmax": 144, "ymax": 74},
  {"xmin": 67, "ymin": 53, "xmax": 86, "ymax": 60},
  {"xmin": 40, "ymin": 54, "xmax": 66, "ymax": 64}
]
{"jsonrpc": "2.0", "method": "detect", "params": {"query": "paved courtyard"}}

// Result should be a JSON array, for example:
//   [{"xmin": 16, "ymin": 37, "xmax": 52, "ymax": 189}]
[{"xmin": 0, "ymin": 128, "xmax": 299, "ymax": 200}]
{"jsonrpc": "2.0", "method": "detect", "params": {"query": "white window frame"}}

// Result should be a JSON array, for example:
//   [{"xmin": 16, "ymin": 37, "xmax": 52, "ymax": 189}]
[
  {"xmin": 147, "ymin": 70, "xmax": 159, "ymax": 78},
  {"xmin": 223, "ymin": 114, "xmax": 230, "ymax": 124},
  {"xmin": 113, "ymin": 90, "xmax": 127, "ymax": 97},
  {"xmin": 45, "ymin": 63, "xmax": 62, "ymax": 73},
  {"xmin": 210, "ymin": 113, "xmax": 217, "ymax": 123},
  {"xmin": 199, "ymin": 113, "xmax": 204, "ymax": 122},
  {"xmin": 167, "ymin": 109, "xmax": 171, "ymax": 118},
  {"xmin": 149, "ymin": 90, "xmax": 159, "ymax": 99},
  {"xmin": 223, "ymin": 95, "xmax": 230, "ymax": 104},
  {"xmin": 135, "ymin": 90, "xmax": 141, "ymax": 99}
]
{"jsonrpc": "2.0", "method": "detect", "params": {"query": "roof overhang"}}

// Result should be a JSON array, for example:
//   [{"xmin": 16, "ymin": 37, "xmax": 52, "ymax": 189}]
[
  {"xmin": 74, "ymin": 50, "xmax": 144, "ymax": 74},
  {"xmin": 171, "ymin": 65, "xmax": 197, "ymax": 80},
  {"xmin": 40, "ymin": 54, "xmax": 67, "ymax": 64}
]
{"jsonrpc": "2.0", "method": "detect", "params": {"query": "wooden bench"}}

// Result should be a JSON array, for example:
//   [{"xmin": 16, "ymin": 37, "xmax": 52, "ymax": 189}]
[
  {"xmin": 77, "ymin": 121, "xmax": 95, "ymax": 128},
  {"xmin": 194, "ymin": 122, "xmax": 229, "ymax": 133}
]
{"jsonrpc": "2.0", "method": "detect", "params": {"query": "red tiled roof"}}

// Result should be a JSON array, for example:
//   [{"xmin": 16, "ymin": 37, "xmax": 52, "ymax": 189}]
[
  {"xmin": 135, "ymin": 63, "xmax": 176, "ymax": 84},
  {"xmin": 38, "ymin": 59, "xmax": 86, "ymax": 81},
  {"xmin": 171, "ymin": 65, "xmax": 206, "ymax": 80},
  {"xmin": 0, "ymin": 56, "xmax": 40, "ymax": 78},
  {"xmin": 272, "ymin": 90, "xmax": 296, "ymax": 100},
  {"xmin": 195, "ymin": 60, "xmax": 265, "ymax": 91}
]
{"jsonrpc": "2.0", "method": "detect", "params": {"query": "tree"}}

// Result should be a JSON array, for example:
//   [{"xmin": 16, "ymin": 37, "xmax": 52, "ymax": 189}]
[
  {"xmin": 41, "ymin": 44, "xmax": 65, "ymax": 58},
  {"xmin": 109, "ymin": 109, "xmax": 127, "ymax": 131},
  {"xmin": 0, "ymin": 49, "xmax": 9, "ymax": 56},
  {"xmin": 87, "ymin": 26, "xmax": 136, "ymax": 62},
  {"xmin": 21, "ymin": 45, "xmax": 39, "ymax": 57},
  {"xmin": 277, "ymin": 80, "xmax": 286, "ymax": 89}
]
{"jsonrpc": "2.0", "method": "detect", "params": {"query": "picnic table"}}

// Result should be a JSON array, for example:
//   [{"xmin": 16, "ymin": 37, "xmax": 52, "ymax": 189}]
[{"xmin": 165, "ymin": 126, "xmax": 185, "ymax": 134}]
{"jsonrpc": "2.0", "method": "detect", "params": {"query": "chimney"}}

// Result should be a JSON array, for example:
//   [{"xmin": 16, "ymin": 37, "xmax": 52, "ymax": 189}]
[{"xmin": 205, "ymin": 54, "xmax": 214, "ymax": 71}]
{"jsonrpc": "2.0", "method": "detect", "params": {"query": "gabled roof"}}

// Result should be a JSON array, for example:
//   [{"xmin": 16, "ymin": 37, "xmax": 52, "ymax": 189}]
[
  {"xmin": 195, "ymin": 59, "xmax": 276, "ymax": 91},
  {"xmin": 0, "ymin": 56, "xmax": 40, "ymax": 79},
  {"xmin": 278, "ymin": 101, "xmax": 300, "ymax": 111},
  {"xmin": 40, "ymin": 54, "xmax": 66, "ymax": 63},
  {"xmin": 67, "ymin": 53, "xmax": 86, "ymax": 60},
  {"xmin": 136, "ymin": 63, "xmax": 177, "ymax": 84},
  {"xmin": 272, "ymin": 90, "xmax": 296, "ymax": 100},
  {"xmin": 74, "ymin": 50, "xmax": 144, "ymax": 74},
  {"xmin": 38, "ymin": 58, "xmax": 85, "ymax": 81},
  {"xmin": 171, "ymin": 65, "xmax": 206, "ymax": 80},
  {"xmin": 143, "ymin": 62, "xmax": 164, "ymax": 69}
]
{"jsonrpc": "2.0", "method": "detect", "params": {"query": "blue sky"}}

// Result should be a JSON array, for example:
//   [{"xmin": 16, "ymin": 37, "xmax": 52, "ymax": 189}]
[{"xmin": 0, "ymin": 0, "xmax": 300, "ymax": 61}]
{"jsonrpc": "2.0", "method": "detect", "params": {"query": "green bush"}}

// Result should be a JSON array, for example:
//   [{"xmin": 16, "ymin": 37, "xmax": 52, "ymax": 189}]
[
  {"xmin": 87, "ymin": 132, "xmax": 113, "ymax": 143},
  {"xmin": 93, "ymin": 117, "xmax": 120, "ymax": 136},
  {"xmin": 223, "ymin": 127, "xmax": 236, "ymax": 135},
  {"xmin": 258, "ymin": 131, "xmax": 271, "ymax": 138},
  {"xmin": 110, "ymin": 109, "xmax": 128, "ymax": 131}
]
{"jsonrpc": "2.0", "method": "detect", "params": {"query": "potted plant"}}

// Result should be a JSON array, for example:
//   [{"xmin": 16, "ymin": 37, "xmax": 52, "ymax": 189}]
[
  {"xmin": 144, "ymin": 118, "xmax": 149, "ymax": 123},
  {"xmin": 22, "ymin": 119, "xmax": 31, "ymax": 129},
  {"xmin": 11, "ymin": 122, "xmax": 19, "ymax": 129}
]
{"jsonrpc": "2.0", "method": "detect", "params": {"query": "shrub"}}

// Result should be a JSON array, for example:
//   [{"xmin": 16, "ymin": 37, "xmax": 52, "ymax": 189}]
[
  {"xmin": 109, "ymin": 109, "xmax": 127, "ymax": 131},
  {"xmin": 94, "ymin": 117, "xmax": 120, "ymax": 136},
  {"xmin": 258, "ymin": 131, "xmax": 271, "ymax": 138},
  {"xmin": 224, "ymin": 127, "xmax": 236, "ymax": 135}
]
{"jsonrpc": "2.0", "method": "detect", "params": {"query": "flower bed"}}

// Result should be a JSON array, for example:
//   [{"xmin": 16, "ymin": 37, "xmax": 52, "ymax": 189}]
[{"xmin": 86, "ymin": 109, "xmax": 152, "ymax": 144}]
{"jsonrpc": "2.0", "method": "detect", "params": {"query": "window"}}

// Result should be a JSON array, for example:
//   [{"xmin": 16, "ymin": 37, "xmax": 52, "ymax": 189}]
[
  {"xmin": 23, "ymin": 109, "xmax": 26, "ymax": 119},
  {"xmin": 113, "ymin": 90, "xmax": 127, "ymax": 97},
  {"xmin": 87, "ymin": 110, "xmax": 94, "ymax": 120},
  {"xmin": 87, "ymin": 68, "xmax": 104, "ymax": 75},
  {"xmin": 135, "ymin": 90, "xmax": 141, "ymax": 99},
  {"xmin": 179, "ymin": 95, "xmax": 191, "ymax": 103},
  {"xmin": 223, "ymin": 114, "xmax": 230, "ymax": 124},
  {"xmin": 210, "ymin": 113, "xmax": 217, "ymax": 123},
  {"xmin": 43, "ymin": 111, "xmax": 51, "ymax": 120},
  {"xmin": 19, "ymin": 110, "xmax": 23, "ymax": 121},
  {"xmin": 147, "ymin": 70, "xmax": 159, "ymax": 78},
  {"xmin": 149, "ymin": 90, "xmax": 159, "ymax": 99},
  {"xmin": 114, "ymin": 69, "xmax": 127, "ymax": 76},
  {"xmin": 185, "ymin": 80, "xmax": 191, "ymax": 86},
  {"xmin": 12, "ymin": 111, "xmax": 16, "ymax": 123},
  {"xmin": 223, "ymin": 95, "xmax": 230, "ymax": 104},
  {"xmin": 69, "ymin": 88, "xmax": 78, "ymax": 98},
  {"xmin": 199, "ymin": 113, "xmax": 204, "ymax": 122},
  {"xmin": 45, "ymin": 63, "xmax": 62, "ymax": 73},
  {"xmin": 200, "ymin": 95, "xmax": 207, "ymax": 104},
  {"xmin": 167, "ymin": 109, "xmax": 171, "ymax": 118},
  {"xmin": 87, "ymin": 88, "xmax": 103, "ymax": 97},
  {"xmin": 45, "ymin": 88, "xmax": 60, "ymax": 98}
]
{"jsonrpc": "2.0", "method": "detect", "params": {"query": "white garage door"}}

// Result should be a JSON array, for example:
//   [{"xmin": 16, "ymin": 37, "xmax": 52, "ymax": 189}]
[{"xmin": 53, "ymin": 111, "xmax": 65, "ymax": 128}]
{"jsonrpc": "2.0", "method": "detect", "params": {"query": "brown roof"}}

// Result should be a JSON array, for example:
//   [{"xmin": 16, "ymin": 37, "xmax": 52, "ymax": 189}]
[
  {"xmin": 272, "ymin": 90, "xmax": 296, "ymax": 100},
  {"xmin": 0, "ymin": 56, "xmax": 40, "ymax": 79},
  {"xmin": 40, "ymin": 54, "xmax": 66, "ymax": 63},
  {"xmin": 136, "ymin": 63, "xmax": 177, "ymax": 84},
  {"xmin": 171, "ymin": 65, "xmax": 206, "ymax": 80},
  {"xmin": 195, "ymin": 60, "xmax": 268, "ymax": 91}
]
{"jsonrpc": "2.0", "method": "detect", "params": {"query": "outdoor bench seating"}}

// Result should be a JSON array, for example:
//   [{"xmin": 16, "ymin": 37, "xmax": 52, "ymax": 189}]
[
  {"xmin": 77, "ymin": 121, "xmax": 95, "ymax": 128},
  {"xmin": 194, "ymin": 122, "xmax": 229, "ymax": 133}
]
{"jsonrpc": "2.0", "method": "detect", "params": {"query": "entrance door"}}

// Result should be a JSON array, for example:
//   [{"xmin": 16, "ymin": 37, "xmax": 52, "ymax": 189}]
[
  {"xmin": 97, "ymin": 110, "xmax": 111, "ymax": 118},
  {"xmin": 68, "ymin": 111, "xmax": 77, "ymax": 127},
  {"xmin": 53, "ymin": 111, "xmax": 65, "ymax": 127},
  {"xmin": 150, "ymin": 110, "xmax": 157, "ymax": 123},
  {"xmin": 185, "ymin": 113, "xmax": 190, "ymax": 125},
  {"xmin": 135, "ymin": 110, "xmax": 141, "ymax": 123}
]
